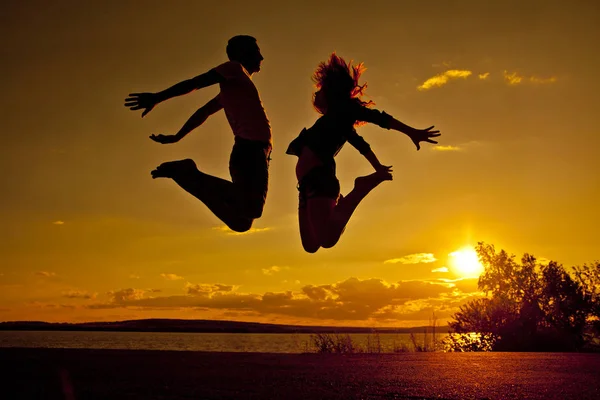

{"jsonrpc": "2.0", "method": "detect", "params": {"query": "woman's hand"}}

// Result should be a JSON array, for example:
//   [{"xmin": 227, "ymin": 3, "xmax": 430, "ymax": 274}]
[{"xmin": 409, "ymin": 126, "xmax": 441, "ymax": 150}]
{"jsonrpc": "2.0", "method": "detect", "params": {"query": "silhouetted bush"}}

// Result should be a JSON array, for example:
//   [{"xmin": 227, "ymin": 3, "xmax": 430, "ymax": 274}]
[
  {"xmin": 307, "ymin": 329, "xmax": 440, "ymax": 354},
  {"xmin": 309, "ymin": 333, "xmax": 357, "ymax": 354}
]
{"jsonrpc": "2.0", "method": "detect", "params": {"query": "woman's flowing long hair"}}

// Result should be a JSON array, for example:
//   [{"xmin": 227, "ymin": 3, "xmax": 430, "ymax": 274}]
[{"xmin": 312, "ymin": 53, "xmax": 374, "ymax": 124}]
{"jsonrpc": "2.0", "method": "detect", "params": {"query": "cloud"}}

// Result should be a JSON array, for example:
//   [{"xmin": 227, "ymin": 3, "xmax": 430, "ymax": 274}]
[
  {"xmin": 504, "ymin": 71, "xmax": 523, "ymax": 85},
  {"xmin": 86, "ymin": 277, "xmax": 481, "ymax": 323},
  {"xmin": 212, "ymin": 226, "xmax": 272, "ymax": 236},
  {"xmin": 108, "ymin": 288, "xmax": 148, "ymax": 303},
  {"xmin": 432, "ymin": 145, "xmax": 461, "ymax": 152},
  {"xmin": 432, "ymin": 267, "xmax": 449, "ymax": 273},
  {"xmin": 262, "ymin": 266, "xmax": 289, "ymax": 276},
  {"xmin": 432, "ymin": 61, "xmax": 453, "ymax": 68},
  {"xmin": 384, "ymin": 253, "xmax": 437, "ymax": 265},
  {"xmin": 185, "ymin": 283, "xmax": 235, "ymax": 297},
  {"xmin": 129, "ymin": 274, "xmax": 140, "ymax": 279},
  {"xmin": 504, "ymin": 70, "xmax": 557, "ymax": 85},
  {"xmin": 161, "ymin": 273, "xmax": 183, "ymax": 281},
  {"xmin": 478, "ymin": 72, "xmax": 490, "ymax": 80},
  {"xmin": 262, "ymin": 266, "xmax": 280, "ymax": 276},
  {"xmin": 529, "ymin": 76, "xmax": 557, "ymax": 84},
  {"xmin": 35, "ymin": 271, "xmax": 56, "ymax": 277},
  {"xmin": 62, "ymin": 290, "xmax": 96, "ymax": 299},
  {"xmin": 52, "ymin": 221, "xmax": 65, "ymax": 225},
  {"xmin": 417, "ymin": 70, "xmax": 473, "ymax": 91}
]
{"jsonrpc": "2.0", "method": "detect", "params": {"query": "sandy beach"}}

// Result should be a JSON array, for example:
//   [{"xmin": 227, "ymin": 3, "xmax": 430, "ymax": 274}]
[{"xmin": 1, "ymin": 348, "xmax": 599, "ymax": 399}]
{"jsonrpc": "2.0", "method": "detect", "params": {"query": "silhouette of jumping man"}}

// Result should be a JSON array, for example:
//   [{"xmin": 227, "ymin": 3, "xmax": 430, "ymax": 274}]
[
  {"xmin": 287, "ymin": 53, "xmax": 440, "ymax": 253},
  {"xmin": 124, "ymin": 36, "xmax": 271, "ymax": 232}
]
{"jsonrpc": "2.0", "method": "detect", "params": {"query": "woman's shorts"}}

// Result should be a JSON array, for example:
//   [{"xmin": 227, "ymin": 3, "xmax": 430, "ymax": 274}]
[{"xmin": 297, "ymin": 165, "xmax": 340, "ymax": 209}]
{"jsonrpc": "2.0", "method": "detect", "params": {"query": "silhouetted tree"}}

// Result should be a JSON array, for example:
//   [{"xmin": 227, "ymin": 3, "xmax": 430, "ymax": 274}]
[
  {"xmin": 538, "ymin": 262, "xmax": 588, "ymax": 350},
  {"xmin": 449, "ymin": 242, "xmax": 596, "ymax": 351},
  {"xmin": 573, "ymin": 261, "xmax": 600, "ymax": 344}
]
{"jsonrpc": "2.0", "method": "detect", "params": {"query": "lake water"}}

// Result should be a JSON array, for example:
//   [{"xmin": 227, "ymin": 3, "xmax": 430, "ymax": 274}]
[{"xmin": 0, "ymin": 331, "xmax": 449, "ymax": 353}]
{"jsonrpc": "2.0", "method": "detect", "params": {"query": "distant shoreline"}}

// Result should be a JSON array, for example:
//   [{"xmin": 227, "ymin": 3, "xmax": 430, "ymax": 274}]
[{"xmin": 0, "ymin": 318, "xmax": 450, "ymax": 334}]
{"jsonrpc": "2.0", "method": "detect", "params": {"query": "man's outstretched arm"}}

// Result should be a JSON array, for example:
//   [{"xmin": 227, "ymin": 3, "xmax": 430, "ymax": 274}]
[
  {"xmin": 125, "ymin": 69, "xmax": 225, "ymax": 117},
  {"xmin": 154, "ymin": 69, "xmax": 224, "ymax": 102},
  {"xmin": 150, "ymin": 96, "xmax": 223, "ymax": 144}
]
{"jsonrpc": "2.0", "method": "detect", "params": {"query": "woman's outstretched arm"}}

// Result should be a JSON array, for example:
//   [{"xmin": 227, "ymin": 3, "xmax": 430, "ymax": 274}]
[
  {"xmin": 388, "ymin": 118, "xmax": 440, "ymax": 151},
  {"xmin": 356, "ymin": 106, "xmax": 441, "ymax": 150}
]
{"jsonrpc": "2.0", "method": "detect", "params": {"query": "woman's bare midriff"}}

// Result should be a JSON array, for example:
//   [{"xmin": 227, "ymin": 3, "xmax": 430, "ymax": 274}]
[{"xmin": 295, "ymin": 146, "xmax": 324, "ymax": 181}]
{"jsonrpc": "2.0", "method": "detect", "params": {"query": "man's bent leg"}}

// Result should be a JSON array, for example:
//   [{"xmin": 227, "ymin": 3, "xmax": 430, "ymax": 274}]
[{"xmin": 152, "ymin": 159, "xmax": 254, "ymax": 232}]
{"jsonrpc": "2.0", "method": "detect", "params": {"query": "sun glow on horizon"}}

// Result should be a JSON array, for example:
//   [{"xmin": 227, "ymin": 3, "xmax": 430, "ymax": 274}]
[{"xmin": 449, "ymin": 247, "xmax": 484, "ymax": 278}]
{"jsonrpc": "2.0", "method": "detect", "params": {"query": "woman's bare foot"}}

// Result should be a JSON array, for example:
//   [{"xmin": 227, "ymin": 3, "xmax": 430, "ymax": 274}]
[
  {"xmin": 354, "ymin": 170, "xmax": 392, "ymax": 193},
  {"xmin": 151, "ymin": 159, "xmax": 197, "ymax": 179}
]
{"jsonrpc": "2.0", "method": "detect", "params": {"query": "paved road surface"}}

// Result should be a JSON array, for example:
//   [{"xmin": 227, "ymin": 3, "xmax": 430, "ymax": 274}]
[{"xmin": 1, "ymin": 348, "xmax": 598, "ymax": 399}]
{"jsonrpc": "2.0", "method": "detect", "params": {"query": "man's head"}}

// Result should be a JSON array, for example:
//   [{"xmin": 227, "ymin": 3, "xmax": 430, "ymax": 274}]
[{"xmin": 226, "ymin": 35, "xmax": 263, "ymax": 74}]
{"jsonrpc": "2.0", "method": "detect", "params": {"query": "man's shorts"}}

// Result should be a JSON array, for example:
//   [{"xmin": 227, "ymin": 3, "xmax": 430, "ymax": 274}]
[
  {"xmin": 229, "ymin": 136, "xmax": 272, "ymax": 219},
  {"xmin": 297, "ymin": 164, "xmax": 341, "ymax": 209}
]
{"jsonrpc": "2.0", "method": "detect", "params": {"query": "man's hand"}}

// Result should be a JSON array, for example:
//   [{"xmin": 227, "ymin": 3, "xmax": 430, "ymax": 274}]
[
  {"xmin": 409, "ymin": 126, "xmax": 441, "ymax": 150},
  {"xmin": 124, "ymin": 92, "xmax": 158, "ymax": 117},
  {"xmin": 374, "ymin": 163, "xmax": 393, "ymax": 181},
  {"xmin": 150, "ymin": 134, "xmax": 180, "ymax": 144}
]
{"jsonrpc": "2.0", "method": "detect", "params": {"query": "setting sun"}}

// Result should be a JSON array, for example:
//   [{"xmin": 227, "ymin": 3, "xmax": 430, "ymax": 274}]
[{"xmin": 449, "ymin": 247, "xmax": 484, "ymax": 278}]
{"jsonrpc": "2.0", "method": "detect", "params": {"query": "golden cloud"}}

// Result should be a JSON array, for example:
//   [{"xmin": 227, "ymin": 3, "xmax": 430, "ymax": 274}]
[
  {"xmin": 504, "ymin": 70, "xmax": 557, "ymax": 85},
  {"xmin": 262, "ymin": 266, "xmax": 280, "ymax": 276},
  {"xmin": 62, "ymin": 290, "xmax": 97, "ymax": 300},
  {"xmin": 262, "ymin": 266, "xmax": 289, "ymax": 276},
  {"xmin": 432, "ymin": 267, "xmax": 449, "ymax": 273},
  {"xmin": 417, "ymin": 70, "xmax": 473, "ymax": 91},
  {"xmin": 478, "ymin": 72, "xmax": 490, "ymax": 80},
  {"xmin": 108, "ymin": 288, "xmax": 147, "ymax": 302},
  {"xmin": 504, "ymin": 71, "xmax": 523, "ymax": 85},
  {"xmin": 432, "ymin": 145, "xmax": 461, "ymax": 152},
  {"xmin": 529, "ymin": 76, "xmax": 557, "ymax": 84},
  {"xmin": 384, "ymin": 253, "xmax": 437, "ymax": 265},
  {"xmin": 52, "ymin": 221, "xmax": 65, "ymax": 225},
  {"xmin": 160, "ymin": 273, "xmax": 183, "ymax": 281},
  {"xmin": 35, "ymin": 271, "xmax": 56, "ymax": 277},
  {"xmin": 185, "ymin": 283, "xmax": 235, "ymax": 297}
]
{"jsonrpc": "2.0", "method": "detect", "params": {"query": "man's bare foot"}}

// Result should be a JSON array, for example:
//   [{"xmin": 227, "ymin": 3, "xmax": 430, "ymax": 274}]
[
  {"xmin": 354, "ymin": 170, "xmax": 392, "ymax": 192},
  {"xmin": 151, "ymin": 159, "xmax": 197, "ymax": 179}
]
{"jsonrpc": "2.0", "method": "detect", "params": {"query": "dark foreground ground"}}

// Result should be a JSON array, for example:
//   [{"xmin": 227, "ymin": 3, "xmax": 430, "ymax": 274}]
[{"xmin": 1, "ymin": 348, "xmax": 599, "ymax": 400}]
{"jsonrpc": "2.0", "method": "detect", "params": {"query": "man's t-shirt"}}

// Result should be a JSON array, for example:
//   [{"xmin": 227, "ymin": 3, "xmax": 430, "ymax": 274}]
[{"xmin": 213, "ymin": 61, "xmax": 272, "ymax": 145}]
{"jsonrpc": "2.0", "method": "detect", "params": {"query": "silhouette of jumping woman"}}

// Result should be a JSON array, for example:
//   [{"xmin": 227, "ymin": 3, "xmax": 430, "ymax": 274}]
[
  {"xmin": 287, "ymin": 53, "xmax": 440, "ymax": 253},
  {"xmin": 124, "ymin": 36, "xmax": 271, "ymax": 232}
]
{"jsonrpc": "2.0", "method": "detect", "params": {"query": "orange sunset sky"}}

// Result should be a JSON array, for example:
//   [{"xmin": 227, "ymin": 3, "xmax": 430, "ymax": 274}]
[{"xmin": 1, "ymin": 0, "xmax": 599, "ymax": 327}]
